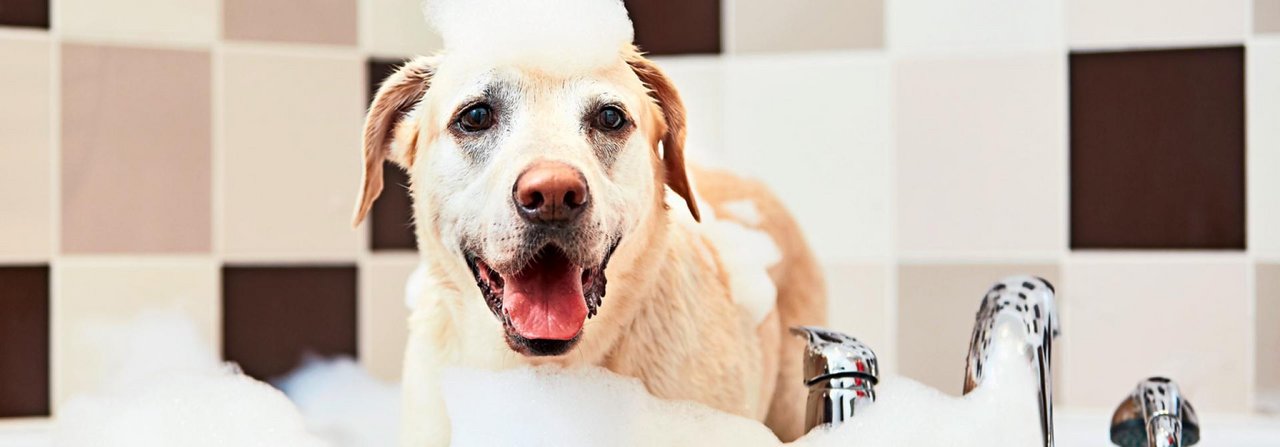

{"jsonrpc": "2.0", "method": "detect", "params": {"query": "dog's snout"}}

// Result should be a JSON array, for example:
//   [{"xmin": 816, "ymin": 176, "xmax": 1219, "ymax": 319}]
[{"xmin": 513, "ymin": 161, "xmax": 589, "ymax": 223}]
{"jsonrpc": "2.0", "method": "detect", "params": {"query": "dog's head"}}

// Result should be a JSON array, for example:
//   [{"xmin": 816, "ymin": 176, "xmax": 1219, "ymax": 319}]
[{"xmin": 352, "ymin": 48, "xmax": 699, "ymax": 357}]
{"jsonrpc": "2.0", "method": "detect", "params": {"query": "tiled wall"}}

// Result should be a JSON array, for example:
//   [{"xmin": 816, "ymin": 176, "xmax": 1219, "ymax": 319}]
[{"xmin": 1, "ymin": 0, "xmax": 1277, "ymax": 420}]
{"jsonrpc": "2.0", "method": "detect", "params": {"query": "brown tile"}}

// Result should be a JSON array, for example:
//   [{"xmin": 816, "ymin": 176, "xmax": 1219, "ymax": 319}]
[
  {"xmin": 896, "ymin": 263, "xmax": 1060, "ymax": 396},
  {"xmin": 60, "ymin": 44, "xmax": 212, "ymax": 254},
  {"xmin": 0, "ymin": 0, "xmax": 48, "ymax": 28},
  {"xmin": 1259, "ymin": 263, "xmax": 1280, "ymax": 399},
  {"xmin": 0, "ymin": 266, "xmax": 49, "ymax": 417},
  {"xmin": 223, "ymin": 266, "xmax": 357, "ymax": 381},
  {"xmin": 1070, "ymin": 47, "xmax": 1245, "ymax": 250},
  {"xmin": 1258, "ymin": 0, "xmax": 1280, "ymax": 34},
  {"xmin": 624, "ymin": 0, "xmax": 720, "ymax": 55},
  {"xmin": 224, "ymin": 0, "xmax": 356, "ymax": 46}
]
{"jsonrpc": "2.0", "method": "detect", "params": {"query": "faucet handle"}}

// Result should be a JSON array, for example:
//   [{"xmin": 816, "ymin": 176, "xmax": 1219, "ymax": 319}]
[
  {"xmin": 790, "ymin": 326, "xmax": 879, "ymax": 385},
  {"xmin": 1111, "ymin": 377, "xmax": 1201, "ymax": 447}
]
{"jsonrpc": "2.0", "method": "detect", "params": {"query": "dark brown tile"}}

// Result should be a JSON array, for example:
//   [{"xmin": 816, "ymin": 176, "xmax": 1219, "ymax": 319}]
[
  {"xmin": 624, "ymin": 0, "xmax": 721, "ymax": 55},
  {"xmin": 0, "ymin": 266, "xmax": 49, "ymax": 417},
  {"xmin": 223, "ymin": 266, "xmax": 357, "ymax": 381},
  {"xmin": 0, "ymin": 0, "xmax": 49, "ymax": 29},
  {"xmin": 367, "ymin": 59, "xmax": 418, "ymax": 251},
  {"xmin": 1070, "ymin": 47, "xmax": 1245, "ymax": 249}
]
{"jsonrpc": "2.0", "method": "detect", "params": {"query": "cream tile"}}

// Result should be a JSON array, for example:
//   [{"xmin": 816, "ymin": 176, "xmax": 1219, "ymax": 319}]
[
  {"xmin": 895, "ymin": 53, "xmax": 1066, "ymax": 257},
  {"xmin": 361, "ymin": 0, "xmax": 443, "ymax": 56},
  {"xmin": 224, "ymin": 0, "xmax": 357, "ymax": 46},
  {"xmin": 359, "ymin": 255, "xmax": 417, "ymax": 381},
  {"xmin": 1067, "ymin": 0, "xmax": 1248, "ymax": 49},
  {"xmin": 1260, "ymin": 0, "xmax": 1280, "ymax": 34},
  {"xmin": 1061, "ymin": 255, "xmax": 1250, "ymax": 411},
  {"xmin": 727, "ymin": 0, "xmax": 882, "ymax": 53},
  {"xmin": 1249, "ymin": 41, "xmax": 1280, "ymax": 256},
  {"xmin": 1257, "ymin": 263, "xmax": 1280, "ymax": 407},
  {"xmin": 649, "ymin": 56, "xmax": 725, "ymax": 164},
  {"xmin": 57, "ymin": 0, "xmax": 216, "ymax": 45},
  {"xmin": 220, "ymin": 48, "xmax": 365, "ymax": 260},
  {"xmin": 51, "ymin": 258, "xmax": 219, "ymax": 410},
  {"xmin": 824, "ymin": 263, "xmax": 894, "ymax": 373},
  {"xmin": 722, "ymin": 52, "xmax": 892, "ymax": 262},
  {"xmin": 887, "ymin": 0, "xmax": 1064, "ymax": 54},
  {"xmin": 896, "ymin": 263, "xmax": 1060, "ymax": 396},
  {"xmin": 0, "ymin": 37, "xmax": 51, "ymax": 260}
]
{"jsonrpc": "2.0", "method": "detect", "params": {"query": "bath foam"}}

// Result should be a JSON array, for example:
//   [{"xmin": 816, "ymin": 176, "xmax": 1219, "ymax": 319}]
[
  {"xmin": 275, "ymin": 357, "xmax": 401, "ymax": 447},
  {"xmin": 423, "ymin": 0, "xmax": 634, "ymax": 75}
]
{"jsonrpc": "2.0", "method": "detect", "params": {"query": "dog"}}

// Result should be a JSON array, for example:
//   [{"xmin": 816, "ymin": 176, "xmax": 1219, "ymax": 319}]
[{"xmin": 352, "ymin": 43, "xmax": 826, "ymax": 445}]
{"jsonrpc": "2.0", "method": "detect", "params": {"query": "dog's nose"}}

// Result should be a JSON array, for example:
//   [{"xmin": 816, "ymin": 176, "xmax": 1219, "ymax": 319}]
[{"xmin": 513, "ymin": 161, "xmax": 589, "ymax": 223}]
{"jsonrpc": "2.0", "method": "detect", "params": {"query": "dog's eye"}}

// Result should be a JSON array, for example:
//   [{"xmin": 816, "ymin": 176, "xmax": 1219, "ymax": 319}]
[
  {"xmin": 594, "ymin": 106, "xmax": 627, "ymax": 131},
  {"xmin": 457, "ymin": 104, "xmax": 494, "ymax": 132}
]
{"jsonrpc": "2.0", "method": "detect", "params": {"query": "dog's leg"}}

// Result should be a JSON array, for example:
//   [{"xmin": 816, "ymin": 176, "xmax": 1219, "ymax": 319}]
[{"xmin": 400, "ymin": 318, "xmax": 451, "ymax": 447}]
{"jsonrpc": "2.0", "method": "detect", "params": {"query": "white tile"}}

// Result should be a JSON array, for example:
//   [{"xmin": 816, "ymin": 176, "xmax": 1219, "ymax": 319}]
[
  {"xmin": 823, "ymin": 263, "xmax": 894, "ymax": 374},
  {"xmin": 650, "ymin": 55, "xmax": 725, "ymax": 164},
  {"xmin": 359, "ymin": 254, "xmax": 417, "ymax": 382},
  {"xmin": 52, "ymin": 258, "xmax": 220, "ymax": 410},
  {"xmin": 57, "ymin": 0, "xmax": 217, "ymax": 45},
  {"xmin": 722, "ymin": 52, "xmax": 892, "ymax": 262},
  {"xmin": 0, "ymin": 37, "xmax": 52, "ymax": 260},
  {"xmin": 1249, "ymin": 41, "xmax": 1280, "ymax": 256},
  {"xmin": 895, "ymin": 53, "xmax": 1066, "ymax": 257},
  {"xmin": 1067, "ymin": 0, "xmax": 1248, "ymax": 49},
  {"xmin": 1061, "ymin": 254, "xmax": 1251, "ymax": 411},
  {"xmin": 360, "ymin": 0, "xmax": 443, "ymax": 56},
  {"xmin": 887, "ymin": 0, "xmax": 1064, "ymax": 54}
]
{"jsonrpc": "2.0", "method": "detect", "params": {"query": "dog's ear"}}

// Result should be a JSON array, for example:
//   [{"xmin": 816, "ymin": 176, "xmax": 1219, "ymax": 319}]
[
  {"xmin": 353, "ymin": 56, "xmax": 439, "ymax": 227},
  {"xmin": 627, "ymin": 53, "xmax": 701, "ymax": 222}
]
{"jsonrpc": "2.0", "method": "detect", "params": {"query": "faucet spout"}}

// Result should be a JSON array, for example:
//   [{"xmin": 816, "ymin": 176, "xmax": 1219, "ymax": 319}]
[
  {"xmin": 1110, "ymin": 377, "xmax": 1201, "ymax": 447},
  {"xmin": 790, "ymin": 326, "xmax": 879, "ymax": 432},
  {"xmin": 963, "ymin": 276, "xmax": 1059, "ymax": 447}
]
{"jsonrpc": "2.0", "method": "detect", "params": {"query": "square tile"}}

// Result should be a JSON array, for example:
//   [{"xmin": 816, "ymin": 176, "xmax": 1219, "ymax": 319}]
[
  {"xmin": 896, "ymin": 263, "xmax": 1060, "ymax": 396},
  {"xmin": 57, "ymin": 0, "xmax": 216, "ymax": 45},
  {"xmin": 221, "ymin": 48, "xmax": 364, "ymax": 260},
  {"xmin": 0, "ymin": 266, "xmax": 50, "ymax": 417},
  {"xmin": 1061, "ymin": 255, "xmax": 1250, "ymax": 411},
  {"xmin": 1260, "ymin": 0, "xmax": 1280, "ymax": 34},
  {"xmin": 623, "ymin": 0, "xmax": 720, "ymax": 55},
  {"xmin": 61, "ymin": 44, "xmax": 212, "ymax": 254},
  {"xmin": 223, "ymin": 266, "xmax": 357, "ymax": 381},
  {"xmin": 887, "ymin": 0, "xmax": 1064, "ymax": 54},
  {"xmin": 722, "ymin": 53, "xmax": 891, "ymax": 262},
  {"xmin": 1070, "ymin": 47, "xmax": 1245, "ymax": 250},
  {"xmin": 360, "ymin": 0, "xmax": 443, "ymax": 56},
  {"xmin": 824, "ymin": 263, "xmax": 894, "ymax": 373},
  {"xmin": 727, "ymin": 0, "xmax": 882, "ymax": 53},
  {"xmin": 1250, "ymin": 41, "xmax": 1280, "ymax": 255},
  {"xmin": 895, "ymin": 53, "xmax": 1066, "ymax": 256},
  {"xmin": 224, "ymin": 0, "xmax": 357, "ymax": 46},
  {"xmin": 1067, "ymin": 0, "xmax": 1247, "ymax": 49},
  {"xmin": 1258, "ymin": 263, "xmax": 1280, "ymax": 407},
  {"xmin": 359, "ymin": 255, "xmax": 417, "ymax": 381},
  {"xmin": 367, "ymin": 59, "xmax": 417, "ymax": 251},
  {"xmin": 0, "ymin": 0, "xmax": 49, "ymax": 28},
  {"xmin": 0, "ymin": 37, "xmax": 52, "ymax": 260},
  {"xmin": 51, "ymin": 259, "xmax": 218, "ymax": 408}
]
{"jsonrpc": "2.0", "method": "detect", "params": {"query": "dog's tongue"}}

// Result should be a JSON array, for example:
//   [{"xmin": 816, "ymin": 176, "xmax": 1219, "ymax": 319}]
[{"xmin": 502, "ymin": 248, "xmax": 587, "ymax": 341}]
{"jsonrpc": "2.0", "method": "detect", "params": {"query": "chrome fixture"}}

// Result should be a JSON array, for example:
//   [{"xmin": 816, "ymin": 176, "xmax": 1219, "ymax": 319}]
[
  {"xmin": 1110, "ymin": 377, "xmax": 1201, "ymax": 447},
  {"xmin": 790, "ymin": 326, "xmax": 879, "ymax": 432}
]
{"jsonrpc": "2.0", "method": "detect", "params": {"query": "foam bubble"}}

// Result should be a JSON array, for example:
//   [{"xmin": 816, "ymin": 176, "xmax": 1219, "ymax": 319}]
[{"xmin": 276, "ymin": 357, "xmax": 401, "ymax": 447}]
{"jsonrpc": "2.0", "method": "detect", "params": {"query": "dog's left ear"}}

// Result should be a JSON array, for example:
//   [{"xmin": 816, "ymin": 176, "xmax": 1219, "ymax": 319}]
[
  {"xmin": 627, "ymin": 52, "xmax": 701, "ymax": 222},
  {"xmin": 353, "ymin": 55, "xmax": 439, "ymax": 227}
]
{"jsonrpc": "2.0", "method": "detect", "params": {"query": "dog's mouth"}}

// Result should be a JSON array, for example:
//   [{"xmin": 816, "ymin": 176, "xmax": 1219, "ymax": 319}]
[{"xmin": 465, "ymin": 241, "xmax": 617, "ymax": 356}]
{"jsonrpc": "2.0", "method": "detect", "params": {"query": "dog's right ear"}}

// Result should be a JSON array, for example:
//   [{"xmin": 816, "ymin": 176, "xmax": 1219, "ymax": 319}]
[{"xmin": 353, "ymin": 56, "xmax": 439, "ymax": 227}]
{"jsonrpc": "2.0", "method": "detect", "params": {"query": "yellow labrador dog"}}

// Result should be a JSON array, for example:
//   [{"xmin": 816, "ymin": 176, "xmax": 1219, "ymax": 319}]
[{"xmin": 353, "ymin": 44, "xmax": 826, "ymax": 445}]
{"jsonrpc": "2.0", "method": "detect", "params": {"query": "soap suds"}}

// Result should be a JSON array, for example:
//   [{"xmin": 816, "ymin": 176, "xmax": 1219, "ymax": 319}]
[
  {"xmin": 722, "ymin": 199, "xmax": 764, "ymax": 226},
  {"xmin": 276, "ymin": 357, "xmax": 401, "ymax": 447}
]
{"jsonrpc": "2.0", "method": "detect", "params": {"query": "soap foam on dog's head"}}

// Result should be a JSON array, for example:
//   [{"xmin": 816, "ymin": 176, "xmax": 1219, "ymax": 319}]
[{"xmin": 424, "ymin": 0, "xmax": 634, "ymax": 75}]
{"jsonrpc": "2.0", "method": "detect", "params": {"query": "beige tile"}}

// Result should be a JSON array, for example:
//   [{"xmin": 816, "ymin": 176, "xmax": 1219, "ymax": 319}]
[
  {"xmin": 650, "ymin": 56, "xmax": 725, "ymax": 163},
  {"xmin": 895, "ymin": 53, "xmax": 1066, "ymax": 257},
  {"xmin": 57, "ymin": 0, "xmax": 217, "ymax": 45},
  {"xmin": 896, "ymin": 263, "xmax": 1060, "ymax": 396},
  {"xmin": 727, "ymin": 0, "xmax": 882, "ymax": 53},
  {"xmin": 361, "ymin": 0, "xmax": 443, "ymax": 56},
  {"xmin": 0, "ymin": 37, "xmax": 52, "ymax": 260},
  {"xmin": 1062, "ymin": 255, "xmax": 1250, "ymax": 411},
  {"xmin": 824, "ymin": 263, "xmax": 894, "ymax": 373},
  {"xmin": 220, "ymin": 48, "xmax": 364, "ymax": 260},
  {"xmin": 359, "ymin": 255, "xmax": 417, "ymax": 381},
  {"xmin": 1258, "ymin": 263, "xmax": 1280, "ymax": 405},
  {"xmin": 722, "ymin": 52, "xmax": 892, "ymax": 262},
  {"xmin": 61, "ymin": 44, "xmax": 212, "ymax": 254},
  {"xmin": 51, "ymin": 258, "xmax": 219, "ymax": 410},
  {"xmin": 1250, "ymin": 41, "xmax": 1280, "ymax": 256},
  {"xmin": 225, "ymin": 0, "xmax": 357, "ymax": 46},
  {"xmin": 888, "ymin": 0, "xmax": 1064, "ymax": 54},
  {"xmin": 1260, "ymin": 0, "xmax": 1280, "ymax": 34},
  {"xmin": 1068, "ymin": 0, "xmax": 1247, "ymax": 49}
]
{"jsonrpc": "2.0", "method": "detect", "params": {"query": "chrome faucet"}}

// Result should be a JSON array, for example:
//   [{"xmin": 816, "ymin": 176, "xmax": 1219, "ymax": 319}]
[
  {"xmin": 1110, "ymin": 377, "xmax": 1201, "ymax": 447},
  {"xmin": 963, "ymin": 276, "xmax": 1060, "ymax": 447},
  {"xmin": 790, "ymin": 326, "xmax": 879, "ymax": 432}
]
